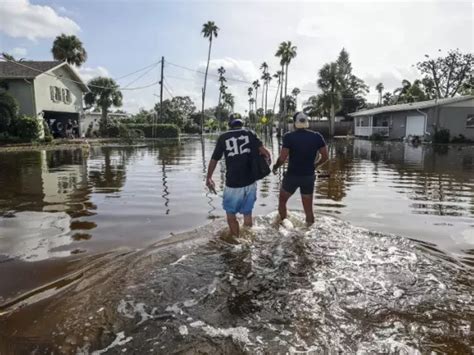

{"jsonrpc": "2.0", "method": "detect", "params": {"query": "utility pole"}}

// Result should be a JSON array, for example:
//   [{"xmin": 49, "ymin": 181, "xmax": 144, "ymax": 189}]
[{"xmin": 159, "ymin": 56, "xmax": 164, "ymax": 123}]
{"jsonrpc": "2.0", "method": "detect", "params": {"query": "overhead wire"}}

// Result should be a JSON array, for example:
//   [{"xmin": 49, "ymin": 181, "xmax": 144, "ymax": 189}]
[{"xmin": 0, "ymin": 57, "xmax": 161, "ymax": 91}]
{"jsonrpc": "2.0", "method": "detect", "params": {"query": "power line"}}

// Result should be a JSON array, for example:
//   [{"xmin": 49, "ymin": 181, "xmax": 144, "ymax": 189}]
[
  {"xmin": 122, "ymin": 64, "xmax": 158, "ymax": 88},
  {"xmin": 0, "ymin": 57, "xmax": 161, "ymax": 91},
  {"xmin": 163, "ymin": 80, "xmax": 174, "ymax": 98},
  {"xmin": 115, "ymin": 60, "xmax": 161, "ymax": 81}
]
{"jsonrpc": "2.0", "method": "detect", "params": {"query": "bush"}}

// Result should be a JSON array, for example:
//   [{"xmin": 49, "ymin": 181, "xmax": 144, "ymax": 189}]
[
  {"xmin": 0, "ymin": 132, "xmax": 22, "ymax": 144},
  {"xmin": 0, "ymin": 92, "xmax": 19, "ymax": 131},
  {"xmin": 183, "ymin": 123, "xmax": 201, "ymax": 134},
  {"xmin": 451, "ymin": 134, "xmax": 473, "ymax": 144},
  {"xmin": 10, "ymin": 115, "xmax": 41, "ymax": 141},
  {"xmin": 370, "ymin": 132, "xmax": 384, "ymax": 141},
  {"xmin": 433, "ymin": 128, "xmax": 450, "ymax": 144},
  {"xmin": 125, "ymin": 124, "xmax": 179, "ymax": 138}
]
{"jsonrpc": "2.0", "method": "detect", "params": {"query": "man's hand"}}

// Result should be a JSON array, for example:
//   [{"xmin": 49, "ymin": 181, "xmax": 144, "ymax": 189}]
[
  {"xmin": 206, "ymin": 177, "xmax": 217, "ymax": 194},
  {"xmin": 272, "ymin": 164, "xmax": 279, "ymax": 175}
]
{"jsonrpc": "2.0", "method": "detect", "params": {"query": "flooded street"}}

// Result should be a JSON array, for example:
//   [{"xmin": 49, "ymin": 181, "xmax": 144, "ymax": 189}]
[{"xmin": 0, "ymin": 138, "xmax": 473, "ymax": 353}]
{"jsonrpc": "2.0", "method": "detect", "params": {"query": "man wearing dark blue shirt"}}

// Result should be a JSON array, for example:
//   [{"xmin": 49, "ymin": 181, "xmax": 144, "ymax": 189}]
[
  {"xmin": 272, "ymin": 112, "xmax": 329, "ymax": 225},
  {"xmin": 206, "ymin": 114, "xmax": 271, "ymax": 236}
]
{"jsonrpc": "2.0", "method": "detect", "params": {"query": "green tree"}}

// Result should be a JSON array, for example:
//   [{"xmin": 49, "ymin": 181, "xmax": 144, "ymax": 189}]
[
  {"xmin": 154, "ymin": 96, "xmax": 196, "ymax": 128},
  {"xmin": 200, "ymin": 21, "xmax": 219, "ymax": 134},
  {"xmin": 291, "ymin": 87, "xmax": 300, "ymax": 108},
  {"xmin": 394, "ymin": 79, "xmax": 427, "ymax": 103},
  {"xmin": 51, "ymin": 34, "xmax": 87, "ymax": 66},
  {"xmin": 375, "ymin": 82, "xmax": 384, "ymax": 105},
  {"xmin": 272, "ymin": 70, "xmax": 283, "ymax": 113},
  {"xmin": 275, "ymin": 41, "xmax": 297, "ymax": 124},
  {"xmin": 223, "ymin": 92, "xmax": 234, "ymax": 112},
  {"xmin": 317, "ymin": 62, "xmax": 343, "ymax": 136},
  {"xmin": 248, "ymin": 87, "xmax": 254, "ymax": 113},
  {"xmin": 416, "ymin": 49, "xmax": 474, "ymax": 98},
  {"xmin": 262, "ymin": 72, "xmax": 272, "ymax": 117},
  {"xmin": 335, "ymin": 49, "xmax": 368, "ymax": 116},
  {"xmin": 382, "ymin": 92, "xmax": 393, "ymax": 105},
  {"xmin": 0, "ymin": 92, "xmax": 19, "ymax": 131},
  {"xmin": 252, "ymin": 80, "xmax": 260, "ymax": 128},
  {"xmin": 84, "ymin": 77, "xmax": 123, "ymax": 135},
  {"xmin": 1, "ymin": 52, "xmax": 25, "ymax": 62},
  {"xmin": 260, "ymin": 62, "xmax": 269, "ymax": 112}
]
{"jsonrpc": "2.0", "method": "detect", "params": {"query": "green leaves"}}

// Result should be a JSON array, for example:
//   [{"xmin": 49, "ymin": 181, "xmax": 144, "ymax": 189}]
[{"xmin": 51, "ymin": 34, "xmax": 87, "ymax": 66}]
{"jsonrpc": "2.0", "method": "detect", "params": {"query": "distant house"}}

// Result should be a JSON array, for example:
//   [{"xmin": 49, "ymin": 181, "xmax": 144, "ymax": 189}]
[
  {"xmin": 81, "ymin": 111, "xmax": 131, "ymax": 137},
  {"xmin": 350, "ymin": 96, "xmax": 474, "ymax": 140},
  {"xmin": 0, "ymin": 61, "xmax": 89, "ymax": 138}
]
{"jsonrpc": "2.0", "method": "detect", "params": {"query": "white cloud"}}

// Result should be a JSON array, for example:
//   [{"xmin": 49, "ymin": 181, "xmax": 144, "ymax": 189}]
[
  {"xmin": 0, "ymin": 0, "xmax": 80, "ymax": 40},
  {"xmin": 10, "ymin": 47, "xmax": 27, "ymax": 58},
  {"xmin": 77, "ymin": 66, "xmax": 110, "ymax": 82}
]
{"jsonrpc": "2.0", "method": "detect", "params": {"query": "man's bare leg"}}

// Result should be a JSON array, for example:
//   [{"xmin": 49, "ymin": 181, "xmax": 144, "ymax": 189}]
[
  {"xmin": 243, "ymin": 214, "xmax": 253, "ymax": 227},
  {"xmin": 226, "ymin": 213, "xmax": 240, "ymax": 236},
  {"xmin": 301, "ymin": 194, "xmax": 314, "ymax": 226},
  {"xmin": 278, "ymin": 189, "xmax": 293, "ymax": 221}
]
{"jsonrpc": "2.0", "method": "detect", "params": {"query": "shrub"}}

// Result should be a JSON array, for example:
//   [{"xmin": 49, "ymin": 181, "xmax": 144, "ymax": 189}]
[
  {"xmin": 183, "ymin": 123, "xmax": 201, "ymax": 134},
  {"xmin": 43, "ymin": 120, "xmax": 53, "ymax": 142},
  {"xmin": 10, "ymin": 115, "xmax": 41, "ymax": 141},
  {"xmin": 433, "ymin": 128, "xmax": 450, "ymax": 144},
  {"xmin": 0, "ymin": 132, "xmax": 21, "ymax": 144},
  {"xmin": 0, "ymin": 92, "xmax": 19, "ymax": 131},
  {"xmin": 451, "ymin": 134, "xmax": 473, "ymax": 144},
  {"xmin": 125, "ymin": 124, "xmax": 179, "ymax": 138},
  {"xmin": 370, "ymin": 132, "xmax": 384, "ymax": 141}
]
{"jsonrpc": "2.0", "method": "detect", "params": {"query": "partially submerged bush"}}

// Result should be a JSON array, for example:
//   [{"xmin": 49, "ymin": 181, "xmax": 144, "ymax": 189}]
[
  {"xmin": 125, "ymin": 124, "xmax": 179, "ymax": 138},
  {"xmin": 10, "ymin": 115, "xmax": 41, "ymax": 141},
  {"xmin": 451, "ymin": 134, "xmax": 473, "ymax": 144},
  {"xmin": 433, "ymin": 128, "xmax": 450, "ymax": 144},
  {"xmin": 370, "ymin": 132, "xmax": 384, "ymax": 141}
]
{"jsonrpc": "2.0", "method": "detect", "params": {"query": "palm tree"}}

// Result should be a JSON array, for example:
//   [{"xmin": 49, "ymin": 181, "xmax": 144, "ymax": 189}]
[
  {"xmin": 217, "ymin": 66, "xmax": 226, "ymax": 110},
  {"xmin": 272, "ymin": 70, "xmax": 283, "ymax": 113},
  {"xmin": 262, "ymin": 72, "xmax": 272, "ymax": 117},
  {"xmin": 200, "ymin": 21, "xmax": 219, "ymax": 134},
  {"xmin": 248, "ymin": 87, "xmax": 254, "ymax": 112},
  {"xmin": 375, "ymin": 82, "xmax": 384, "ymax": 105},
  {"xmin": 84, "ymin": 77, "xmax": 122, "ymax": 136},
  {"xmin": 1, "ymin": 52, "xmax": 26, "ymax": 62},
  {"xmin": 252, "ymin": 80, "xmax": 260, "ymax": 129},
  {"xmin": 291, "ymin": 87, "xmax": 301, "ymax": 109},
  {"xmin": 260, "ymin": 62, "xmax": 269, "ymax": 111},
  {"xmin": 275, "ymin": 41, "xmax": 297, "ymax": 132},
  {"xmin": 223, "ymin": 92, "xmax": 234, "ymax": 112},
  {"xmin": 317, "ymin": 62, "xmax": 343, "ymax": 136},
  {"xmin": 249, "ymin": 97, "xmax": 255, "ymax": 114},
  {"xmin": 51, "ymin": 34, "xmax": 87, "ymax": 66}
]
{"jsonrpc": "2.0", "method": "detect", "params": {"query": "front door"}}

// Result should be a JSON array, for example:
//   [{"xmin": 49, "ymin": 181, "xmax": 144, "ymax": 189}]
[{"xmin": 406, "ymin": 115, "xmax": 425, "ymax": 136}]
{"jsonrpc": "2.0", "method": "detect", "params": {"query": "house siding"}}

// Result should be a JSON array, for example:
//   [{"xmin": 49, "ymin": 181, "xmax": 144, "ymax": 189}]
[
  {"xmin": 3, "ymin": 79, "xmax": 35, "ymax": 116},
  {"xmin": 33, "ymin": 66, "xmax": 84, "ymax": 114},
  {"xmin": 437, "ymin": 105, "xmax": 474, "ymax": 140}
]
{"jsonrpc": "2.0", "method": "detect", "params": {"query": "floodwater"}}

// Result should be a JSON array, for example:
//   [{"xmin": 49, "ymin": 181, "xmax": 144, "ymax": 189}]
[{"xmin": 0, "ymin": 138, "xmax": 473, "ymax": 353}]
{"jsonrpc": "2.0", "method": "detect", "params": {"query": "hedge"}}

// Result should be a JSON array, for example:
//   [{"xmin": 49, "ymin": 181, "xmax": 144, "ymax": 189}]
[{"xmin": 125, "ymin": 124, "xmax": 179, "ymax": 138}]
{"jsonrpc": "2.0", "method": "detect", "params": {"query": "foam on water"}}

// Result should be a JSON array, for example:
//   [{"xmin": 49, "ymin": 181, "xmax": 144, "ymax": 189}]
[{"xmin": 88, "ymin": 212, "xmax": 473, "ymax": 353}]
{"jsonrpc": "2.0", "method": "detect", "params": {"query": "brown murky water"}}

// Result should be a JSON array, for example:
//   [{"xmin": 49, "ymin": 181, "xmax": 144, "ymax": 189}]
[{"xmin": 0, "ymin": 138, "xmax": 473, "ymax": 353}]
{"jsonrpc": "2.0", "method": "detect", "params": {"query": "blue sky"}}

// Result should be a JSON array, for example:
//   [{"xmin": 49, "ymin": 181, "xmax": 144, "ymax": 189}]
[{"xmin": 1, "ymin": 0, "xmax": 473, "ymax": 113}]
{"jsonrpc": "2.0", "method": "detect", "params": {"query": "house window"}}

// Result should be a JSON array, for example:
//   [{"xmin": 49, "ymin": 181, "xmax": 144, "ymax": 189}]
[
  {"xmin": 54, "ymin": 87, "xmax": 62, "ymax": 102},
  {"xmin": 467, "ymin": 114, "xmax": 474, "ymax": 128},
  {"xmin": 62, "ymin": 88, "xmax": 72, "ymax": 104}
]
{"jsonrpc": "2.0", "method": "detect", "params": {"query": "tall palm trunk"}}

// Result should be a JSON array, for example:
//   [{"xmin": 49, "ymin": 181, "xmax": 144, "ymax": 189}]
[
  {"xmin": 329, "ymin": 101, "xmax": 335, "ymax": 137},
  {"xmin": 264, "ymin": 81, "xmax": 269, "ymax": 135},
  {"xmin": 254, "ymin": 89, "xmax": 258, "ymax": 130},
  {"xmin": 283, "ymin": 63, "xmax": 289, "ymax": 133},
  {"xmin": 217, "ymin": 91, "xmax": 222, "ymax": 132},
  {"xmin": 201, "ymin": 37, "xmax": 212, "ymax": 134}
]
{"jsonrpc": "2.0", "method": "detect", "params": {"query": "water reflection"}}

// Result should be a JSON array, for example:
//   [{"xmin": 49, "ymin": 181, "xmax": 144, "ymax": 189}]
[{"xmin": 0, "ymin": 139, "xmax": 473, "ymax": 264}]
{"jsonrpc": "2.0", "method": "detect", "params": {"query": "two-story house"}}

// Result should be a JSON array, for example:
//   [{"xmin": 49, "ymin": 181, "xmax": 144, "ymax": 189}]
[{"xmin": 0, "ymin": 61, "xmax": 89, "ymax": 138}]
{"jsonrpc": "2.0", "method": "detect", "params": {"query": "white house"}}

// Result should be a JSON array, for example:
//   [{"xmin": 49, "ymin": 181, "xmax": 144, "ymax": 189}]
[
  {"xmin": 0, "ymin": 61, "xmax": 89, "ymax": 138},
  {"xmin": 350, "ymin": 96, "xmax": 474, "ymax": 140}
]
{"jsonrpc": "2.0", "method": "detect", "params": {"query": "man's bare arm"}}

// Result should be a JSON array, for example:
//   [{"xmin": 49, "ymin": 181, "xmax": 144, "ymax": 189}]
[
  {"xmin": 206, "ymin": 159, "xmax": 218, "ymax": 193},
  {"xmin": 315, "ymin": 146, "xmax": 329, "ymax": 168},
  {"xmin": 272, "ymin": 147, "xmax": 289, "ymax": 173},
  {"xmin": 259, "ymin": 145, "xmax": 271, "ymax": 161}
]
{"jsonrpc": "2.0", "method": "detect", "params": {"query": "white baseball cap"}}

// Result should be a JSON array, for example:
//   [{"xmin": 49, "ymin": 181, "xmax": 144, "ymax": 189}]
[{"xmin": 293, "ymin": 112, "xmax": 309, "ymax": 129}]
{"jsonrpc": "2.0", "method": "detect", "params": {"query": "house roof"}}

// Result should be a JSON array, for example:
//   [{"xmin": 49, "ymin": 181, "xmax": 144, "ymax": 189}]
[
  {"xmin": 350, "ymin": 95, "xmax": 474, "ymax": 117},
  {"xmin": 0, "ymin": 60, "xmax": 89, "ymax": 92},
  {"xmin": 0, "ymin": 61, "xmax": 62, "ymax": 79}
]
